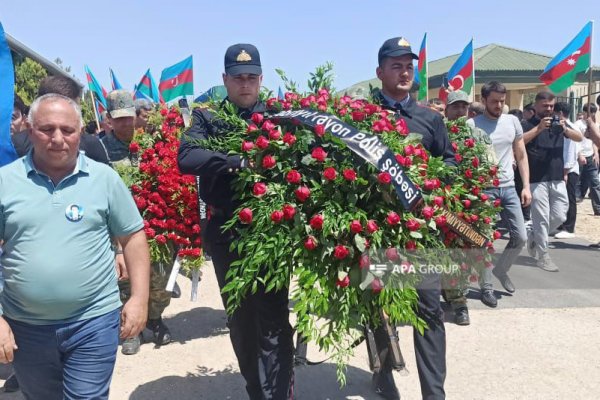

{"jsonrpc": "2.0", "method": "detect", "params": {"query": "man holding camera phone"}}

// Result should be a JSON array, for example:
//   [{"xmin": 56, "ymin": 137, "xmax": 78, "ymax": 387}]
[{"xmin": 522, "ymin": 91, "xmax": 582, "ymax": 272}]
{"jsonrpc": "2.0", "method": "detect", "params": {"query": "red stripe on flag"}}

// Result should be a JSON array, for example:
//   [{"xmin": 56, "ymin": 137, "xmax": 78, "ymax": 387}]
[
  {"xmin": 158, "ymin": 69, "xmax": 193, "ymax": 92},
  {"xmin": 449, "ymin": 61, "xmax": 473, "ymax": 90},
  {"xmin": 540, "ymin": 37, "xmax": 591, "ymax": 84}
]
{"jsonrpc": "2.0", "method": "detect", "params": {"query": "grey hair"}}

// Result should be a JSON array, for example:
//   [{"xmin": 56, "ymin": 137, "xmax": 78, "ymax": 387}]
[
  {"xmin": 28, "ymin": 93, "xmax": 84, "ymax": 128},
  {"xmin": 134, "ymin": 99, "xmax": 153, "ymax": 116}
]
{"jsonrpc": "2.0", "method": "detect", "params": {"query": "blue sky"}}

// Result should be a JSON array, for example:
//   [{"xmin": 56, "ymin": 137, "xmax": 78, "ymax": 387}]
[{"xmin": 2, "ymin": 1, "xmax": 599, "ymax": 96}]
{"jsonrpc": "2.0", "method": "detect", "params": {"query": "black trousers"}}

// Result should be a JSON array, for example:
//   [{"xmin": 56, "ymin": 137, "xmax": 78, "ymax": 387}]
[
  {"xmin": 561, "ymin": 172, "xmax": 579, "ymax": 233},
  {"xmin": 205, "ymin": 227, "xmax": 294, "ymax": 400},
  {"xmin": 373, "ymin": 273, "xmax": 446, "ymax": 400}
]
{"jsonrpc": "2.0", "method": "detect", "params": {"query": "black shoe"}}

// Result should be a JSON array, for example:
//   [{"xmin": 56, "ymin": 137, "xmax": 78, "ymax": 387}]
[
  {"xmin": 121, "ymin": 333, "xmax": 142, "ymax": 355},
  {"xmin": 372, "ymin": 370, "xmax": 400, "ymax": 400},
  {"xmin": 147, "ymin": 318, "xmax": 172, "ymax": 346},
  {"xmin": 492, "ymin": 270, "xmax": 515, "ymax": 293},
  {"xmin": 454, "ymin": 307, "xmax": 470, "ymax": 326},
  {"xmin": 3, "ymin": 373, "xmax": 19, "ymax": 392},
  {"xmin": 171, "ymin": 282, "xmax": 181, "ymax": 298},
  {"xmin": 481, "ymin": 290, "xmax": 498, "ymax": 308}
]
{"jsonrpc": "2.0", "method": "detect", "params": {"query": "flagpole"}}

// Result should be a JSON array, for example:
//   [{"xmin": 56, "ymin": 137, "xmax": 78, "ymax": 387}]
[
  {"xmin": 89, "ymin": 90, "xmax": 100, "ymax": 132},
  {"xmin": 587, "ymin": 20, "xmax": 594, "ymax": 110}
]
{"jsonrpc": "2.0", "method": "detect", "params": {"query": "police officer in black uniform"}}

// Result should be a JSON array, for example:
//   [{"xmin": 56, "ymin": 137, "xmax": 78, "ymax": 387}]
[
  {"xmin": 177, "ymin": 44, "xmax": 294, "ymax": 400},
  {"xmin": 369, "ymin": 37, "xmax": 455, "ymax": 400}
]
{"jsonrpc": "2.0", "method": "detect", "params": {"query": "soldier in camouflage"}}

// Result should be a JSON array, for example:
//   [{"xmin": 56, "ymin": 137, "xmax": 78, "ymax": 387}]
[{"xmin": 101, "ymin": 90, "xmax": 173, "ymax": 355}]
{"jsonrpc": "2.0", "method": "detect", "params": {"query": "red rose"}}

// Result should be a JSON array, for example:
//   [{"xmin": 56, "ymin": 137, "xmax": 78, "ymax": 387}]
[
  {"xmin": 403, "ymin": 144, "xmax": 415, "ymax": 156},
  {"xmin": 422, "ymin": 206, "xmax": 434, "ymax": 219},
  {"xmin": 462, "ymin": 199, "xmax": 472, "ymax": 209},
  {"xmin": 282, "ymin": 132, "xmax": 296, "ymax": 146},
  {"xmin": 405, "ymin": 219, "xmax": 420, "ymax": 231},
  {"xmin": 493, "ymin": 230, "xmax": 501, "ymax": 240},
  {"xmin": 435, "ymin": 215, "xmax": 447, "ymax": 227},
  {"xmin": 351, "ymin": 111, "xmax": 366, "ymax": 122},
  {"xmin": 238, "ymin": 208, "xmax": 253, "ymax": 224},
  {"xmin": 473, "ymin": 187, "xmax": 480, "ymax": 196},
  {"xmin": 455, "ymin": 153, "xmax": 463, "ymax": 163},
  {"xmin": 241, "ymin": 140, "xmax": 255, "ymax": 152},
  {"xmin": 262, "ymin": 155, "xmax": 276, "ymax": 169},
  {"xmin": 256, "ymin": 135, "xmax": 270, "ymax": 149},
  {"xmin": 271, "ymin": 210, "xmax": 284, "ymax": 223},
  {"xmin": 295, "ymin": 186, "xmax": 311, "ymax": 202},
  {"xmin": 343, "ymin": 169, "xmax": 357, "ymax": 181},
  {"xmin": 387, "ymin": 211, "xmax": 401, "ymax": 225},
  {"xmin": 433, "ymin": 196, "xmax": 444, "ymax": 207},
  {"xmin": 464, "ymin": 138, "xmax": 475, "ymax": 148},
  {"xmin": 423, "ymin": 179, "xmax": 435, "ymax": 191},
  {"xmin": 395, "ymin": 154, "xmax": 406, "ymax": 165},
  {"xmin": 451, "ymin": 142, "xmax": 458, "ymax": 151},
  {"xmin": 371, "ymin": 278, "xmax": 383, "ymax": 294},
  {"xmin": 493, "ymin": 178, "xmax": 500, "ymax": 187},
  {"xmin": 450, "ymin": 125, "xmax": 460, "ymax": 133},
  {"xmin": 144, "ymin": 227, "xmax": 156, "ymax": 238},
  {"xmin": 261, "ymin": 120, "xmax": 275, "ymax": 132},
  {"xmin": 309, "ymin": 214, "xmax": 324, "ymax": 230},
  {"xmin": 484, "ymin": 217, "xmax": 492, "ymax": 224},
  {"xmin": 465, "ymin": 169, "xmax": 473, "ymax": 179},
  {"xmin": 129, "ymin": 142, "xmax": 140, "ymax": 153},
  {"xmin": 286, "ymin": 169, "xmax": 302, "ymax": 184},
  {"xmin": 251, "ymin": 113, "xmax": 264, "ymax": 125},
  {"xmin": 489, "ymin": 165, "xmax": 498, "ymax": 176},
  {"xmin": 304, "ymin": 236, "xmax": 317, "ymax": 250},
  {"xmin": 472, "ymin": 156, "xmax": 480, "ymax": 168},
  {"xmin": 282, "ymin": 204, "xmax": 296, "ymax": 220},
  {"xmin": 311, "ymin": 147, "xmax": 327, "ymax": 162},
  {"xmin": 252, "ymin": 182, "xmax": 267, "ymax": 197},
  {"xmin": 268, "ymin": 129, "xmax": 281, "ymax": 140},
  {"xmin": 314, "ymin": 124, "xmax": 325, "ymax": 136},
  {"xmin": 405, "ymin": 240, "xmax": 417, "ymax": 251},
  {"xmin": 160, "ymin": 108, "xmax": 168, "ymax": 116},
  {"xmin": 377, "ymin": 172, "xmax": 392, "ymax": 185},
  {"xmin": 480, "ymin": 193, "xmax": 489, "ymax": 201},
  {"xmin": 323, "ymin": 167, "xmax": 337, "ymax": 181},
  {"xmin": 460, "ymin": 262, "xmax": 469, "ymax": 271},
  {"xmin": 359, "ymin": 254, "xmax": 370, "ymax": 269},
  {"xmin": 396, "ymin": 118, "xmax": 409, "ymax": 135},
  {"xmin": 336, "ymin": 275, "xmax": 350, "ymax": 288},
  {"xmin": 386, "ymin": 247, "xmax": 400, "ymax": 261},
  {"xmin": 366, "ymin": 219, "xmax": 379, "ymax": 233},
  {"xmin": 470, "ymin": 214, "xmax": 479, "ymax": 222},
  {"xmin": 246, "ymin": 124, "xmax": 258, "ymax": 133},
  {"xmin": 333, "ymin": 245, "xmax": 349, "ymax": 260},
  {"xmin": 155, "ymin": 234, "xmax": 167, "ymax": 244},
  {"xmin": 493, "ymin": 198, "xmax": 501, "ymax": 207},
  {"xmin": 349, "ymin": 220, "xmax": 362, "ymax": 234}
]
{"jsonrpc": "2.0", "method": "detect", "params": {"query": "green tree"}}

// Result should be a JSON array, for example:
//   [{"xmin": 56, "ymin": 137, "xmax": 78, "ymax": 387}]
[
  {"xmin": 81, "ymin": 90, "xmax": 97, "ymax": 126},
  {"xmin": 14, "ymin": 57, "xmax": 47, "ymax": 105}
]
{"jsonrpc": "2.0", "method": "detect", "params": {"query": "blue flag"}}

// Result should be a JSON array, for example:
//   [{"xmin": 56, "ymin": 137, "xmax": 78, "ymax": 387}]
[
  {"xmin": 277, "ymin": 86, "xmax": 284, "ymax": 100},
  {"xmin": 109, "ymin": 68, "xmax": 123, "ymax": 90},
  {"xmin": 0, "ymin": 22, "xmax": 18, "ymax": 166}
]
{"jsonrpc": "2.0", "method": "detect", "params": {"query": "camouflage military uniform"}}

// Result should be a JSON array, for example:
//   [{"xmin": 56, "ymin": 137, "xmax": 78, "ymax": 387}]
[{"xmin": 101, "ymin": 131, "xmax": 173, "ymax": 320}]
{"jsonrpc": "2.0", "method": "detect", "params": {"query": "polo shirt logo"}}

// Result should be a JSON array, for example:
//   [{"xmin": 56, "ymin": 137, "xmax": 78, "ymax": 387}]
[{"xmin": 65, "ymin": 204, "xmax": 84, "ymax": 222}]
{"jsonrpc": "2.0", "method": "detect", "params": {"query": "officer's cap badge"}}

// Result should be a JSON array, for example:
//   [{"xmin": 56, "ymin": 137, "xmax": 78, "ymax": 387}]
[
  {"xmin": 398, "ymin": 38, "xmax": 410, "ymax": 47},
  {"xmin": 236, "ymin": 50, "xmax": 252, "ymax": 62}
]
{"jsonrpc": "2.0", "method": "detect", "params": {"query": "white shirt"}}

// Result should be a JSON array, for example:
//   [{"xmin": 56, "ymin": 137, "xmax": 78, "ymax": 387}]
[{"xmin": 574, "ymin": 119, "xmax": 595, "ymax": 157}]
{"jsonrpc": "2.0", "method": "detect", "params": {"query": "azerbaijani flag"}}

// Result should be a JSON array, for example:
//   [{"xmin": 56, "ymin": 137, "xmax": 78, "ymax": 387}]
[
  {"xmin": 135, "ymin": 69, "xmax": 161, "ymax": 103},
  {"xmin": 416, "ymin": 33, "xmax": 428, "ymax": 101},
  {"xmin": 109, "ymin": 68, "xmax": 123, "ymax": 90},
  {"xmin": 85, "ymin": 65, "xmax": 107, "ymax": 108},
  {"xmin": 278, "ymin": 86, "xmax": 284, "ymax": 100},
  {"xmin": 540, "ymin": 21, "xmax": 593, "ymax": 93},
  {"xmin": 447, "ymin": 39, "xmax": 474, "ymax": 95},
  {"xmin": 159, "ymin": 56, "xmax": 193, "ymax": 103},
  {"xmin": 0, "ymin": 21, "xmax": 17, "ymax": 166}
]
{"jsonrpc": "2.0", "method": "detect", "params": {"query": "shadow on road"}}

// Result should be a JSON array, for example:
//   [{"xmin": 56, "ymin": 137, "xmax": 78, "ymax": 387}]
[
  {"xmin": 157, "ymin": 307, "xmax": 229, "ymax": 345},
  {"xmin": 129, "ymin": 363, "xmax": 377, "ymax": 399}
]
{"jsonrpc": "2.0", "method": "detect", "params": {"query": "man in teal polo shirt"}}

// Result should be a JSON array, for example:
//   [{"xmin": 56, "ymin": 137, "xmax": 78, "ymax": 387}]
[{"xmin": 0, "ymin": 94, "xmax": 150, "ymax": 400}]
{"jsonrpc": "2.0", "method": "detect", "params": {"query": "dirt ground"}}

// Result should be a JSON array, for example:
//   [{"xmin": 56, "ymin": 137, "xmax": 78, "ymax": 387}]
[{"xmin": 570, "ymin": 197, "xmax": 600, "ymax": 243}]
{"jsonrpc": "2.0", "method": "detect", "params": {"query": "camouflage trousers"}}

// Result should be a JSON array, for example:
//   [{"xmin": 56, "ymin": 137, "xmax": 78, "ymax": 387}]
[
  {"xmin": 441, "ymin": 275, "xmax": 468, "ymax": 311},
  {"xmin": 119, "ymin": 261, "xmax": 173, "ymax": 320}
]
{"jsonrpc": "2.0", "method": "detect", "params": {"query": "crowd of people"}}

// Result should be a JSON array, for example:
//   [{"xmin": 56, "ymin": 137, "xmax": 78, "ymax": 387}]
[{"xmin": 2, "ymin": 35, "xmax": 600, "ymax": 400}]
